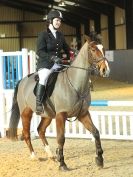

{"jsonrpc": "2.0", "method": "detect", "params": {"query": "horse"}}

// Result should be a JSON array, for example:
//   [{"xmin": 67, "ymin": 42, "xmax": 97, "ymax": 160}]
[{"xmin": 8, "ymin": 34, "xmax": 110, "ymax": 171}]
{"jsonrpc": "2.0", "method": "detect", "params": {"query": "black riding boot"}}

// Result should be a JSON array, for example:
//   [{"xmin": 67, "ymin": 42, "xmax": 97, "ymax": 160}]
[{"xmin": 36, "ymin": 83, "xmax": 46, "ymax": 115}]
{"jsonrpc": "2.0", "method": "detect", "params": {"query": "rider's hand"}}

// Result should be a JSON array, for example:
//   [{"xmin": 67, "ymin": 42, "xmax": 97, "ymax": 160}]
[{"xmin": 51, "ymin": 56, "xmax": 62, "ymax": 64}]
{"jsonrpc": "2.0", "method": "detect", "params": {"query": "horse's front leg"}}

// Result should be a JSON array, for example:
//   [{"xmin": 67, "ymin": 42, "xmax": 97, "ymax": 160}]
[
  {"xmin": 79, "ymin": 111, "xmax": 104, "ymax": 168},
  {"xmin": 37, "ymin": 117, "xmax": 54, "ymax": 159},
  {"xmin": 56, "ymin": 112, "xmax": 68, "ymax": 171}
]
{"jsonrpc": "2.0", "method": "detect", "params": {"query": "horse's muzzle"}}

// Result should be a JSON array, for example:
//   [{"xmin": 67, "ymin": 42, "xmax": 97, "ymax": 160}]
[{"xmin": 102, "ymin": 68, "xmax": 110, "ymax": 77}]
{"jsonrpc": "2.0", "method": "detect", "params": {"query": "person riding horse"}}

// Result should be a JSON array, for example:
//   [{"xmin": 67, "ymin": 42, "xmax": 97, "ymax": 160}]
[
  {"xmin": 9, "ymin": 32, "xmax": 110, "ymax": 170},
  {"xmin": 36, "ymin": 10, "xmax": 70, "ymax": 115}
]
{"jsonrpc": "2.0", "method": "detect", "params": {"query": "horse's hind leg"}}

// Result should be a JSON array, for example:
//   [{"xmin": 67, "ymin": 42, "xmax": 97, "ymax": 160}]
[
  {"xmin": 37, "ymin": 117, "xmax": 54, "ymax": 158},
  {"xmin": 56, "ymin": 112, "xmax": 68, "ymax": 171},
  {"xmin": 78, "ymin": 111, "xmax": 104, "ymax": 168},
  {"xmin": 21, "ymin": 107, "xmax": 35, "ymax": 159}
]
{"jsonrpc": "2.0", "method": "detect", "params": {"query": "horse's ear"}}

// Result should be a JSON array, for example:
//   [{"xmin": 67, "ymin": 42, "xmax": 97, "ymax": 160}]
[{"xmin": 84, "ymin": 35, "xmax": 91, "ymax": 43}]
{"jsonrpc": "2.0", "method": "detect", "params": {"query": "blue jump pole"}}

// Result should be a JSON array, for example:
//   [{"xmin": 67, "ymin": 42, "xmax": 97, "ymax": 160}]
[
  {"xmin": 90, "ymin": 100, "xmax": 133, "ymax": 106},
  {"xmin": 90, "ymin": 100, "xmax": 108, "ymax": 106}
]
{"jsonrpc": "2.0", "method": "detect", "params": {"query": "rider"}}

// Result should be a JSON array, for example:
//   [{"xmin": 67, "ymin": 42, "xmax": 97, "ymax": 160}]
[{"xmin": 36, "ymin": 10, "xmax": 70, "ymax": 115}]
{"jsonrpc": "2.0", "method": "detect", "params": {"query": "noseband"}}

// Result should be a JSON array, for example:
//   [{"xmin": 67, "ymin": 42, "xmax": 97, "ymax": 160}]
[{"xmin": 91, "ymin": 57, "xmax": 106, "ymax": 67}]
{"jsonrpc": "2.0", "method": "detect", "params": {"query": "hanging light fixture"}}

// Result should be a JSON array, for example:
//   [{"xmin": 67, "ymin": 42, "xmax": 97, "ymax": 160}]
[
  {"xmin": 54, "ymin": 0, "xmax": 61, "ymax": 2},
  {"xmin": 58, "ymin": 0, "xmax": 66, "ymax": 7},
  {"xmin": 53, "ymin": 0, "xmax": 77, "ymax": 6},
  {"xmin": 64, "ymin": 1, "xmax": 76, "ymax": 6},
  {"xmin": 53, "ymin": 5, "xmax": 67, "ymax": 11}
]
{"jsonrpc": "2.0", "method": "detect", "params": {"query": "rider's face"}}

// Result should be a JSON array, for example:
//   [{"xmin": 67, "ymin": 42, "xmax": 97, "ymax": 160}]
[{"xmin": 52, "ymin": 18, "xmax": 61, "ymax": 29}]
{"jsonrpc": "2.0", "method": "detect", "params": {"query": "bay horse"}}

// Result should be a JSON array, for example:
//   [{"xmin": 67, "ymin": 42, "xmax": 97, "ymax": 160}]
[{"xmin": 8, "ymin": 34, "xmax": 110, "ymax": 171}]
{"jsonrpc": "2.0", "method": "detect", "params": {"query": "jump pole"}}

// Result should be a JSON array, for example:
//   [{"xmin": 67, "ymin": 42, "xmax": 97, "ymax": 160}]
[{"xmin": 90, "ymin": 100, "xmax": 133, "ymax": 106}]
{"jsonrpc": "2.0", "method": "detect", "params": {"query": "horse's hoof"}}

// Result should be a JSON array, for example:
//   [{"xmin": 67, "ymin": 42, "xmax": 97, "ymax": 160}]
[
  {"xmin": 18, "ymin": 134, "xmax": 24, "ymax": 141},
  {"xmin": 30, "ymin": 156, "xmax": 38, "ymax": 161},
  {"xmin": 95, "ymin": 156, "xmax": 104, "ymax": 168},
  {"xmin": 30, "ymin": 152, "xmax": 38, "ymax": 161},
  {"xmin": 59, "ymin": 165, "xmax": 69, "ymax": 171}
]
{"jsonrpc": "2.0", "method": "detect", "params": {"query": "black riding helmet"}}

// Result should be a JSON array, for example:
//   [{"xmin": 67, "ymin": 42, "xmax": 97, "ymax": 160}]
[{"xmin": 47, "ymin": 10, "xmax": 63, "ymax": 22}]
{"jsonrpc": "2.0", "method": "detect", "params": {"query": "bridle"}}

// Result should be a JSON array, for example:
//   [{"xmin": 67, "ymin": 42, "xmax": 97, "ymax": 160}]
[
  {"xmin": 59, "ymin": 41, "xmax": 106, "ymax": 73},
  {"xmin": 90, "ymin": 57, "xmax": 107, "ymax": 75},
  {"xmin": 87, "ymin": 41, "xmax": 107, "ymax": 74}
]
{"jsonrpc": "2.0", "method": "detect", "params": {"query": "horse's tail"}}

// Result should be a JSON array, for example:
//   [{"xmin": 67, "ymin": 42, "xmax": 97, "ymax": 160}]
[{"xmin": 8, "ymin": 80, "xmax": 21, "ymax": 140}]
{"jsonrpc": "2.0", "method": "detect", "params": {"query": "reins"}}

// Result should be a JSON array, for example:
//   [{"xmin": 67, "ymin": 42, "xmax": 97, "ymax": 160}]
[
  {"xmin": 58, "ymin": 55, "xmax": 106, "ymax": 72},
  {"xmin": 64, "ymin": 67, "xmax": 90, "ymax": 122},
  {"xmin": 58, "ymin": 64, "xmax": 91, "ymax": 72}
]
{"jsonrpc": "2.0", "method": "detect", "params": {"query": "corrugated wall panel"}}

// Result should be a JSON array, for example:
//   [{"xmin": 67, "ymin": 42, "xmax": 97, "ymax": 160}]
[
  {"xmin": 0, "ymin": 38, "xmax": 19, "ymax": 51},
  {"xmin": 0, "ymin": 24, "xmax": 18, "ymax": 37},
  {"xmin": 101, "ymin": 14, "xmax": 108, "ymax": 29},
  {"xmin": 101, "ymin": 30, "xmax": 109, "ymax": 50},
  {"xmin": 115, "ymin": 7, "xmax": 125, "ymax": 25},
  {"xmin": 101, "ymin": 14, "xmax": 109, "ymax": 49},
  {"xmin": 24, "ymin": 11, "xmax": 43, "ymax": 21},
  {"xmin": 23, "ymin": 38, "xmax": 37, "ymax": 51},
  {"xmin": 0, "ymin": 6, "xmax": 22, "ymax": 21},
  {"xmin": 115, "ymin": 25, "xmax": 126, "ymax": 49},
  {"xmin": 22, "ymin": 22, "xmax": 46, "ymax": 36},
  {"xmin": 60, "ymin": 23, "xmax": 76, "ymax": 35},
  {"xmin": 0, "ymin": 5, "xmax": 76, "ymax": 51},
  {"xmin": 115, "ymin": 7, "xmax": 126, "ymax": 49}
]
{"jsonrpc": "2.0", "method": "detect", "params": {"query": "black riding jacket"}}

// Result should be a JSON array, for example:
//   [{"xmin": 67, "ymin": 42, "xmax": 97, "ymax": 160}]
[{"xmin": 36, "ymin": 28, "xmax": 70, "ymax": 70}]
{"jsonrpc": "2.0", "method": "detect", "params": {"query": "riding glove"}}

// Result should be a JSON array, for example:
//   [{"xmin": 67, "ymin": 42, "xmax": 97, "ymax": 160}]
[{"xmin": 51, "ymin": 56, "xmax": 62, "ymax": 64}]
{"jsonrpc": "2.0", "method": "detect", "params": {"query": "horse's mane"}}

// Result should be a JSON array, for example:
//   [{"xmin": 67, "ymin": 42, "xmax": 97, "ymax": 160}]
[
  {"xmin": 89, "ymin": 31, "xmax": 102, "ymax": 44},
  {"xmin": 71, "ymin": 31, "xmax": 102, "ymax": 65}
]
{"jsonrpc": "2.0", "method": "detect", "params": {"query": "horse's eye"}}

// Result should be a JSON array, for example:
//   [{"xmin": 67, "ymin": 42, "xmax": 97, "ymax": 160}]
[{"xmin": 91, "ymin": 49, "xmax": 95, "ymax": 52}]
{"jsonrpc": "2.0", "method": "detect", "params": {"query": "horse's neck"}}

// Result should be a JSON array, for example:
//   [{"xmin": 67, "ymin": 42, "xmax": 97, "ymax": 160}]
[
  {"xmin": 67, "ymin": 42, "xmax": 90, "ymax": 92},
  {"xmin": 72, "ymin": 42, "xmax": 89, "ymax": 67}
]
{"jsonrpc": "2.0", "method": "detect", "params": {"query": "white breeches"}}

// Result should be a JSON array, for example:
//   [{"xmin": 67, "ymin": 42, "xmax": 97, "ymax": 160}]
[{"xmin": 38, "ymin": 63, "xmax": 61, "ymax": 85}]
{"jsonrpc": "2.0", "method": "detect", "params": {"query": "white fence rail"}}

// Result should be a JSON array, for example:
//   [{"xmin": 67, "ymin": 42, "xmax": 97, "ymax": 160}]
[
  {"xmin": 31, "ymin": 111, "xmax": 133, "ymax": 140},
  {"xmin": 0, "ymin": 90, "xmax": 133, "ymax": 141},
  {"xmin": 0, "ymin": 49, "xmax": 36, "ymax": 90}
]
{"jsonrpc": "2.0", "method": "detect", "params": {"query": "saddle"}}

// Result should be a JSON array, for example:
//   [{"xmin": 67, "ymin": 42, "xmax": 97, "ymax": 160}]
[
  {"xmin": 30, "ymin": 67, "xmax": 65, "ymax": 98},
  {"xmin": 32, "ymin": 72, "xmax": 58, "ymax": 98}
]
